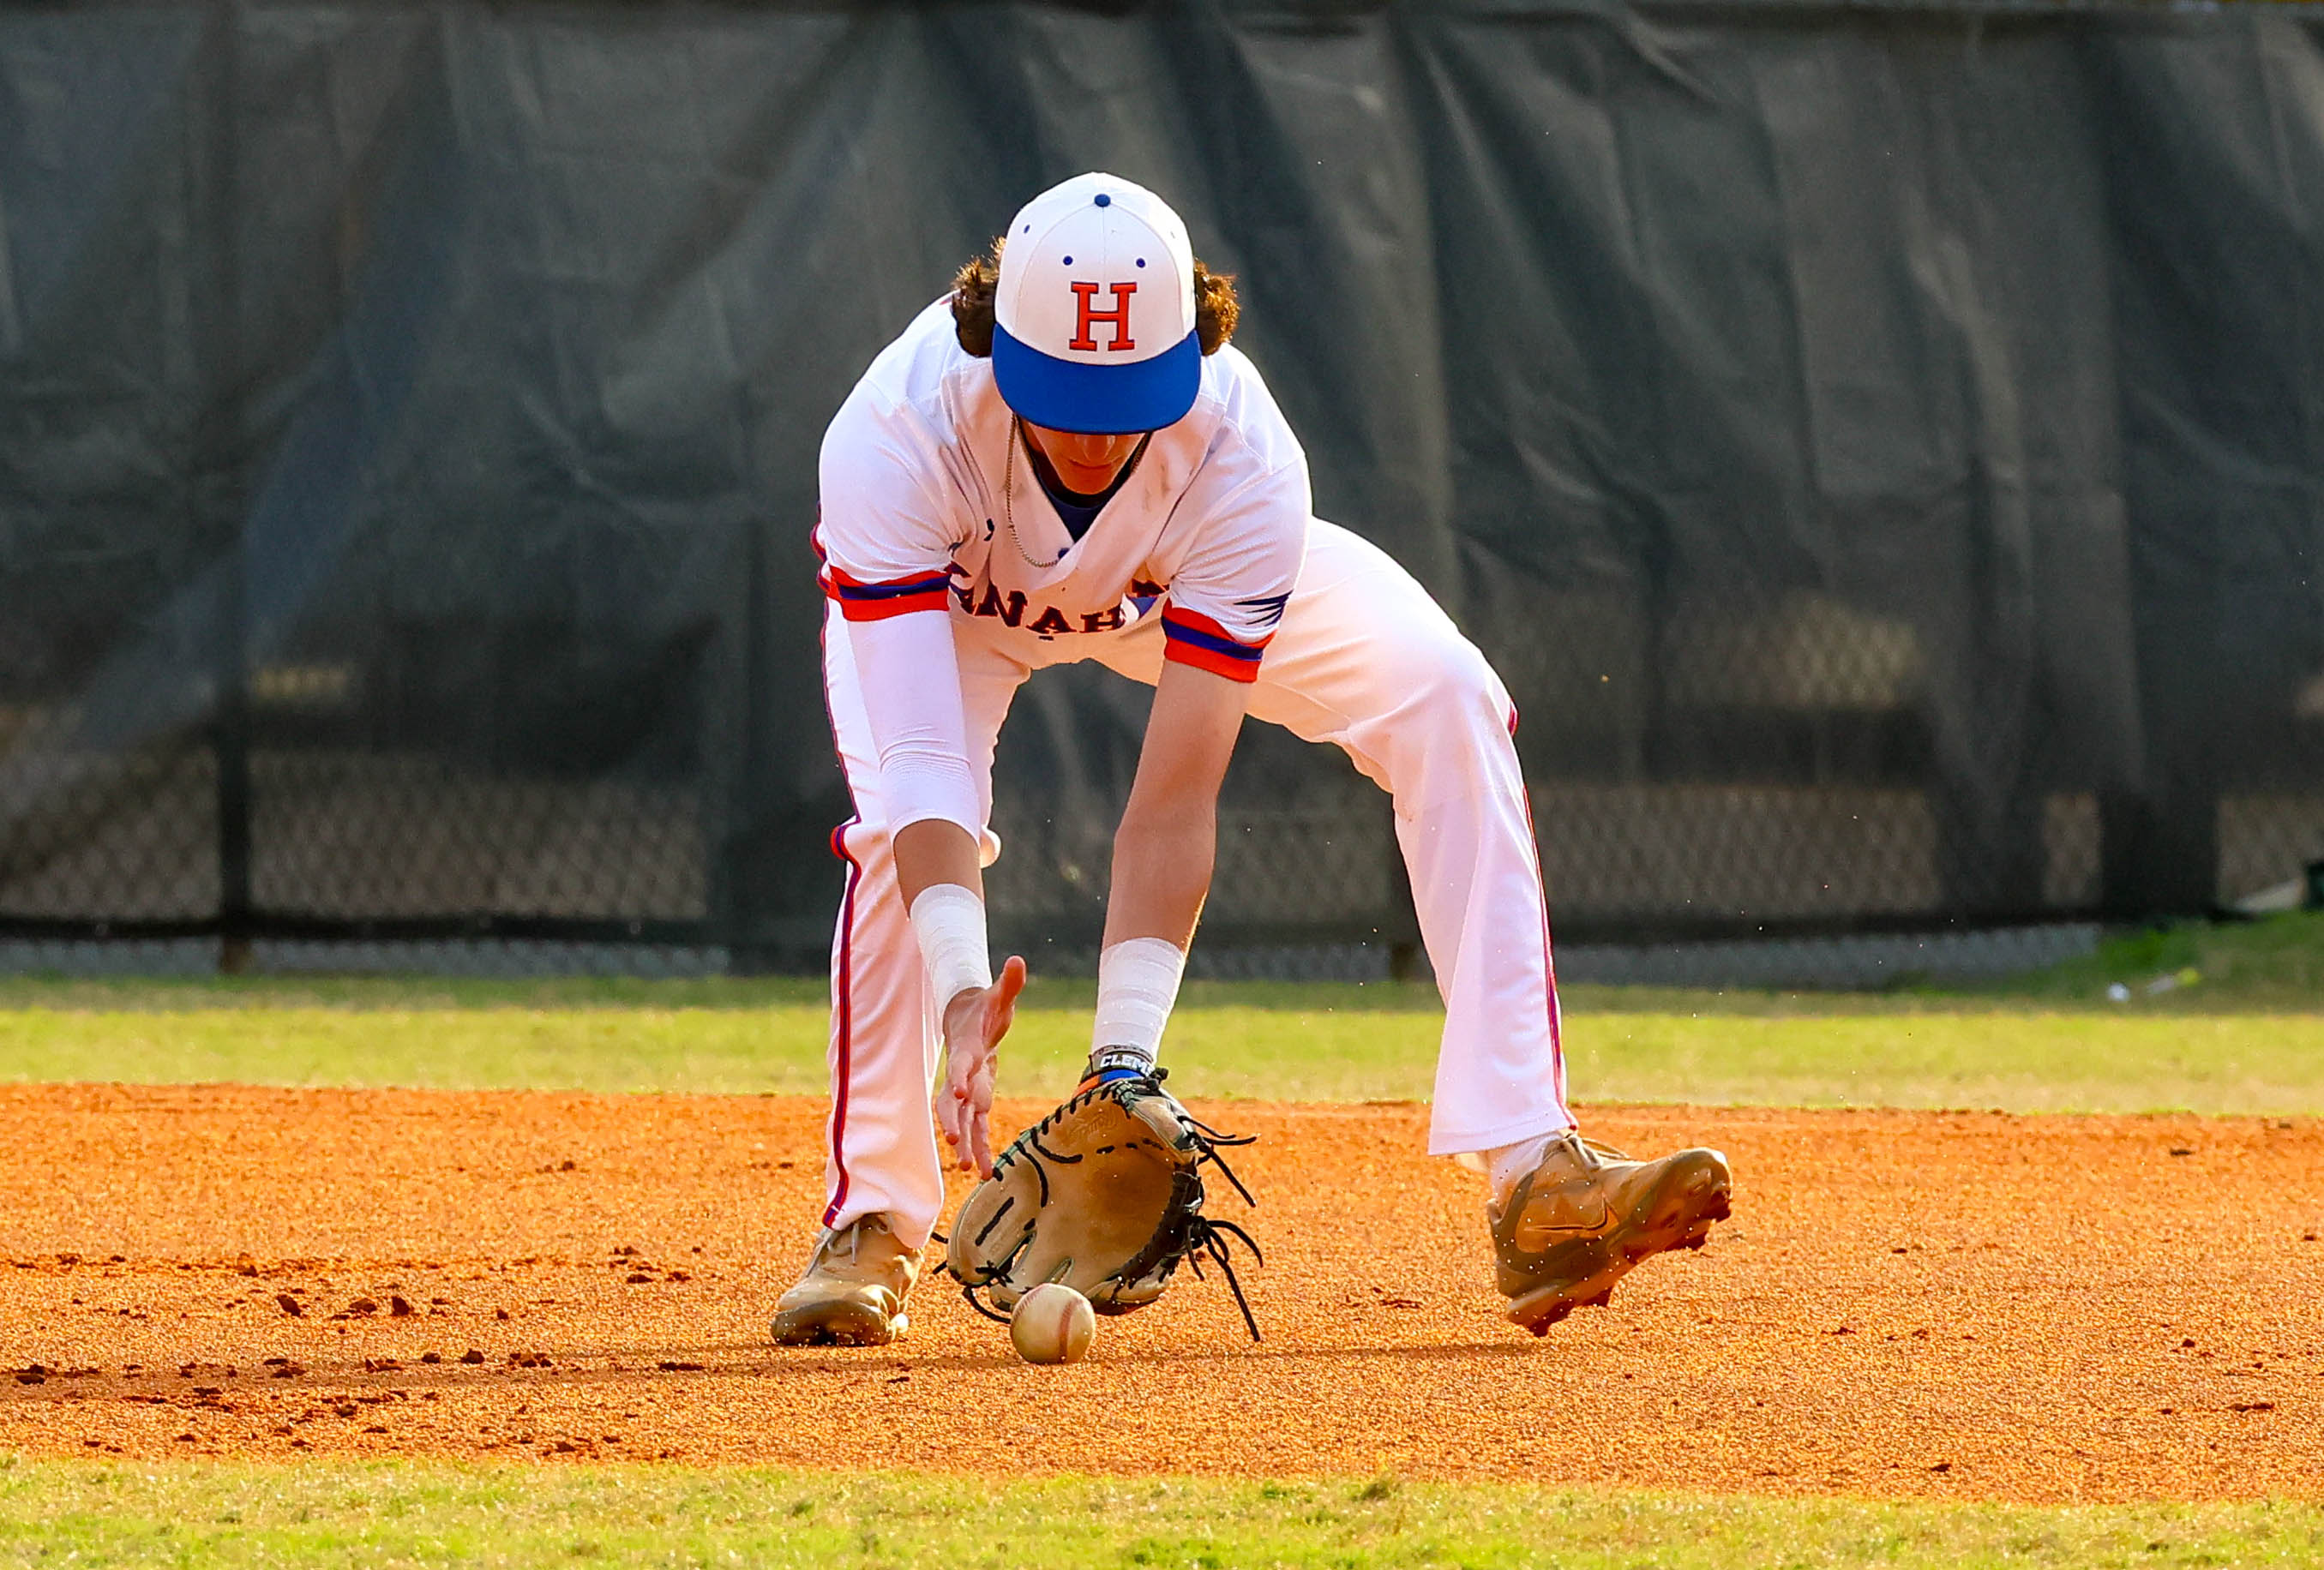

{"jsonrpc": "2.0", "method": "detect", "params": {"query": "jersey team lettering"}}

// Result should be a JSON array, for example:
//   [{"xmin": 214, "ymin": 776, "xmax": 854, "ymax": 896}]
[{"xmin": 958, "ymin": 583, "xmax": 1128, "ymax": 637}]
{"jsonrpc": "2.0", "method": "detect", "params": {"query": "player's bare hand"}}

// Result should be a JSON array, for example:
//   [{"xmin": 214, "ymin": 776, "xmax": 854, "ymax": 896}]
[{"xmin": 936, "ymin": 955, "xmax": 1027, "ymax": 1177}]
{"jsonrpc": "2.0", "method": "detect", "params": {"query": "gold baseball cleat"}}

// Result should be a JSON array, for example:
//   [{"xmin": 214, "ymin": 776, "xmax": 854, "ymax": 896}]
[
  {"xmin": 770, "ymin": 1213, "xmax": 922, "ymax": 1347},
  {"xmin": 1490, "ymin": 1132, "xmax": 1732, "ymax": 1335}
]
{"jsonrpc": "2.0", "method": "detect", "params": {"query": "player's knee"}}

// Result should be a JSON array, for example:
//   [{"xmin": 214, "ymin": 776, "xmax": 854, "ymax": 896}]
[{"xmin": 1406, "ymin": 632, "xmax": 1510, "ymax": 736}]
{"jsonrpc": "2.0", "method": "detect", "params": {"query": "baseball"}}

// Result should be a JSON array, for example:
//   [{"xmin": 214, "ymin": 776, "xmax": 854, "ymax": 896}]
[{"xmin": 1009, "ymin": 1283, "xmax": 1096, "ymax": 1364}]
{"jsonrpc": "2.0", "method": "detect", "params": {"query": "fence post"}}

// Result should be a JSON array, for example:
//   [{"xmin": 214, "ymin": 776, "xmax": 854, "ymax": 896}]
[
  {"xmin": 202, "ymin": 0, "xmax": 251, "ymax": 974},
  {"xmin": 216, "ymin": 573, "xmax": 251, "ymax": 974}
]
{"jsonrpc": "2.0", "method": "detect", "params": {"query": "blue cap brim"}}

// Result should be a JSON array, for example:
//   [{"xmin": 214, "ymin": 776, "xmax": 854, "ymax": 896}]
[{"xmin": 991, "ymin": 325, "xmax": 1201, "ymax": 434}]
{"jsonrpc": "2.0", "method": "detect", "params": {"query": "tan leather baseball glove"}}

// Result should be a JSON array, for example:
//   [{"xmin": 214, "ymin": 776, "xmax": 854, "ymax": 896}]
[{"xmin": 944, "ymin": 1068, "xmax": 1262, "ymax": 1339}]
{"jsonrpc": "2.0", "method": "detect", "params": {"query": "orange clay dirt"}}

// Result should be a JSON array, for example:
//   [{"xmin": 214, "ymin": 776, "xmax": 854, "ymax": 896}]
[{"xmin": 0, "ymin": 1084, "xmax": 2318, "ymax": 1501}]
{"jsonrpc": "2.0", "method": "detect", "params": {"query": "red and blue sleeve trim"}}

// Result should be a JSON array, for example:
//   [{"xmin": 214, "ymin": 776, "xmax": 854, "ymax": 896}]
[
  {"xmin": 1161, "ymin": 606, "xmax": 1270, "ymax": 683},
  {"xmin": 820, "ymin": 562, "xmax": 955, "ymax": 621},
  {"xmin": 810, "ymin": 524, "xmax": 955, "ymax": 620}
]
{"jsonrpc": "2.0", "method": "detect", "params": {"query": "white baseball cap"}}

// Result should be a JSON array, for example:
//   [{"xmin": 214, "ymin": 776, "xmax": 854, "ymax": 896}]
[{"xmin": 990, "ymin": 172, "xmax": 1200, "ymax": 434}]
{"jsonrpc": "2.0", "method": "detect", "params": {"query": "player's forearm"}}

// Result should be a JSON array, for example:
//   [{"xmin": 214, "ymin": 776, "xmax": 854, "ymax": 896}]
[{"xmin": 1101, "ymin": 802, "xmax": 1216, "ymax": 950}]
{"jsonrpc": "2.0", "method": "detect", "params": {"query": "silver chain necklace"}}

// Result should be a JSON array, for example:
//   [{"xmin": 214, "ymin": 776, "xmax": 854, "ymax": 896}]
[{"xmin": 1000, "ymin": 418, "xmax": 1053, "ymax": 569}]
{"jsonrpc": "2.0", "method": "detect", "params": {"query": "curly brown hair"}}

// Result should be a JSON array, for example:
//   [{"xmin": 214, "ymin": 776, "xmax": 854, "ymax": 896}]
[{"xmin": 950, "ymin": 237, "xmax": 1240, "ymax": 358}]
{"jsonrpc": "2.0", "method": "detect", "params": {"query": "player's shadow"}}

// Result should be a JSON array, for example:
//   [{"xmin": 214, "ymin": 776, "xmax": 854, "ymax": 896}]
[
  {"xmin": 477, "ymin": 1337, "xmax": 1540, "ymax": 1381},
  {"xmin": 796, "ymin": 1339, "xmax": 1540, "ymax": 1372}
]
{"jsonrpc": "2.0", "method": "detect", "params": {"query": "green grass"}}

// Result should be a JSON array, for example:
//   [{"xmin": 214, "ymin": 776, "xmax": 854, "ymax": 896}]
[
  {"xmin": 5, "ymin": 925, "xmax": 2324, "ymax": 1112},
  {"xmin": 7, "ymin": 907, "xmax": 2324, "ymax": 1015},
  {"xmin": 1958, "ymin": 911, "xmax": 2324, "ymax": 1010},
  {"xmin": 2, "ymin": 991, "xmax": 2320, "ymax": 1112},
  {"xmin": 0, "ymin": 1459, "xmax": 2316, "ymax": 1569},
  {"xmin": 14, "ymin": 908, "xmax": 2324, "ymax": 1014},
  {"xmin": 0, "ymin": 983, "xmax": 1458, "ymax": 1105},
  {"xmin": 3, "ymin": 920, "xmax": 2321, "ymax": 1562}
]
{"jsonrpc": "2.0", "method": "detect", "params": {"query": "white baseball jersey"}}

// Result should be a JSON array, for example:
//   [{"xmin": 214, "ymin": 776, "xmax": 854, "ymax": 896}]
[
  {"xmin": 807, "ymin": 293, "xmax": 1573, "ymax": 1253},
  {"xmin": 814, "ymin": 298, "xmax": 1311, "ymax": 681}
]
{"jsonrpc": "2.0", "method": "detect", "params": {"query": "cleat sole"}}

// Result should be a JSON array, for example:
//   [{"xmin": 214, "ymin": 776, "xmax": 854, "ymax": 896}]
[
  {"xmin": 1505, "ymin": 1262, "xmax": 1629, "ymax": 1336},
  {"xmin": 771, "ymin": 1303, "xmax": 907, "ymax": 1348}
]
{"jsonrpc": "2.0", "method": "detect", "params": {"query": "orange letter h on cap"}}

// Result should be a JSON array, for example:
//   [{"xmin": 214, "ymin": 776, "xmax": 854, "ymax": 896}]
[{"xmin": 1067, "ymin": 282, "xmax": 1138, "ymax": 352}]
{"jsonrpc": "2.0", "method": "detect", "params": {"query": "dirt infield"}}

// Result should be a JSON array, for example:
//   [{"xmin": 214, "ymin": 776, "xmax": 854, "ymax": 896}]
[{"xmin": 0, "ymin": 1085, "xmax": 2316, "ymax": 1502}]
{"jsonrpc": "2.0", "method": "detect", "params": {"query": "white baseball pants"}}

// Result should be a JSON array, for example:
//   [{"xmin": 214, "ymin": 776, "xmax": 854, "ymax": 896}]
[{"xmin": 815, "ymin": 520, "xmax": 1573, "ymax": 1248}]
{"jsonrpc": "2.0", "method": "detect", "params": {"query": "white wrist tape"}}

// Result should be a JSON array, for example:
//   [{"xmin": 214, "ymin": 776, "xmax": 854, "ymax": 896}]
[
  {"xmin": 908, "ymin": 883, "xmax": 992, "ymax": 1006},
  {"xmin": 1090, "ymin": 937, "xmax": 1186, "ymax": 1064}
]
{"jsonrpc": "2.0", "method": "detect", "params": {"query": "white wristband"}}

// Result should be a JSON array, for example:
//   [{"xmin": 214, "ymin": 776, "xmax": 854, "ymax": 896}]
[
  {"xmin": 1091, "ymin": 937, "xmax": 1186, "ymax": 1062},
  {"xmin": 908, "ymin": 884, "xmax": 992, "ymax": 1006}
]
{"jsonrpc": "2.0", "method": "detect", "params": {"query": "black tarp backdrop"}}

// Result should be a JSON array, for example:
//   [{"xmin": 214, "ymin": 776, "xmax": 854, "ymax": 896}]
[{"xmin": 2, "ymin": 2, "xmax": 2321, "ymax": 968}]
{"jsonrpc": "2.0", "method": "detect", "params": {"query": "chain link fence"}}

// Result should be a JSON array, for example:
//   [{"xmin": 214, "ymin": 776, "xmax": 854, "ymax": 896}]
[
  {"xmin": 3, "ymin": 737, "xmax": 2316, "ymax": 982},
  {"xmin": 7, "ymin": 1, "xmax": 2324, "ymax": 981}
]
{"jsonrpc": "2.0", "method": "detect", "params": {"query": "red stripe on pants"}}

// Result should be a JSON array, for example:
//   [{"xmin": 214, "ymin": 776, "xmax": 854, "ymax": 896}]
[{"xmin": 822, "ymin": 827, "xmax": 862, "ymax": 1226}]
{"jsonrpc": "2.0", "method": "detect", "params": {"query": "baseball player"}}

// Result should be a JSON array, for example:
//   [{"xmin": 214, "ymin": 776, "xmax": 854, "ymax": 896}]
[{"xmin": 773, "ymin": 172, "xmax": 1732, "ymax": 1347}]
